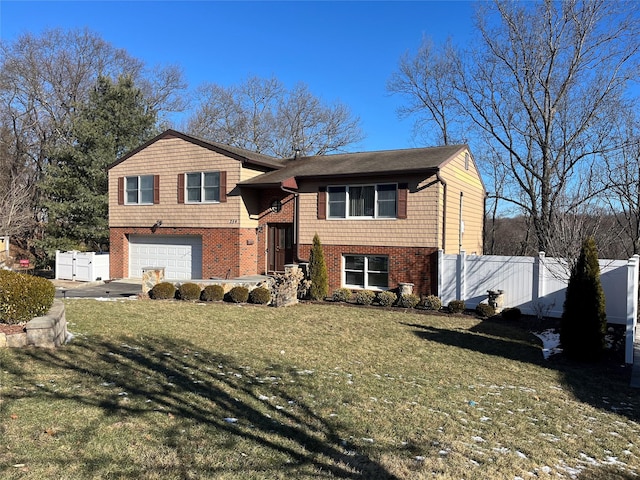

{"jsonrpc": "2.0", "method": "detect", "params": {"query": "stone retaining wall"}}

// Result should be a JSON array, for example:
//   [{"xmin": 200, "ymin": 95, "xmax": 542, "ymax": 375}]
[{"xmin": 0, "ymin": 300, "xmax": 67, "ymax": 348}]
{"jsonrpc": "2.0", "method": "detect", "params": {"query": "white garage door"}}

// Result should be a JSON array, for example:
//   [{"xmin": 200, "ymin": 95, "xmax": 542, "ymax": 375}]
[{"xmin": 129, "ymin": 235, "xmax": 202, "ymax": 280}]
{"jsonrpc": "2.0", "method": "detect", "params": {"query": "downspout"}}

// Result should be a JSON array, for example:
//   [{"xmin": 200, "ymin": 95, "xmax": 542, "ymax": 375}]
[
  {"xmin": 280, "ymin": 185, "xmax": 306, "ymax": 262},
  {"xmin": 436, "ymin": 169, "xmax": 447, "ymax": 252}
]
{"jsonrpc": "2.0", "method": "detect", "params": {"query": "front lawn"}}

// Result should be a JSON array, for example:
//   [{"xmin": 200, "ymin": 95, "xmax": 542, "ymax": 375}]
[{"xmin": 1, "ymin": 300, "xmax": 639, "ymax": 479}]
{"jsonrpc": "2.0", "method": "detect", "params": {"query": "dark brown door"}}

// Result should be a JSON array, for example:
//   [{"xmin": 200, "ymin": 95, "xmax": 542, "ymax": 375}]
[{"xmin": 268, "ymin": 224, "xmax": 294, "ymax": 272}]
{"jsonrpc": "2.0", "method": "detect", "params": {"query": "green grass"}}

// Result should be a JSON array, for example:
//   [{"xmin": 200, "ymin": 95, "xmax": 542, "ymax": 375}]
[{"xmin": 1, "ymin": 300, "xmax": 639, "ymax": 479}]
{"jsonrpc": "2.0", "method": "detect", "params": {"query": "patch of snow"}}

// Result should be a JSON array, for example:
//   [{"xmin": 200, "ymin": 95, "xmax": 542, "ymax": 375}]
[
  {"xmin": 533, "ymin": 329, "xmax": 562, "ymax": 359},
  {"xmin": 471, "ymin": 436, "xmax": 486, "ymax": 443}
]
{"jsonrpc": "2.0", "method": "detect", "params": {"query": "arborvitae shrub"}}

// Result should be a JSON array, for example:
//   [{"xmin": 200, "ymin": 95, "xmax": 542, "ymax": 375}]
[
  {"xmin": 376, "ymin": 291, "xmax": 397, "ymax": 307},
  {"xmin": 0, "ymin": 270, "xmax": 55, "ymax": 324},
  {"xmin": 249, "ymin": 287, "xmax": 271, "ymax": 304},
  {"xmin": 354, "ymin": 290, "xmax": 375, "ymax": 305},
  {"xmin": 309, "ymin": 233, "xmax": 329, "ymax": 300},
  {"xmin": 397, "ymin": 293, "xmax": 420, "ymax": 308},
  {"xmin": 149, "ymin": 282, "xmax": 176, "ymax": 300},
  {"xmin": 561, "ymin": 236, "xmax": 607, "ymax": 361},
  {"xmin": 501, "ymin": 307, "xmax": 522, "ymax": 321},
  {"xmin": 475, "ymin": 303, "xmax": 496, "ymax": 318},
  {"xmin": 201, "ymin": 284, "xmax": 225, "ymax": 302},
  {"xmin": 332, "ymin": 288, "xmax": 353, "ymax": 302},
  {"xmin": 177, "ymin": 282, "xmax": 201, "ymax": 301},
  {"xmin": 448, "ymin": 300, "xmax": 466, "ymax": 314},
  {"xmin": 423, "ymin": 295, "xmax": 442, "ymax": 311},
  {"xmin": 227, "ymin": 286, "xmax": 249, "ymax": 303}
]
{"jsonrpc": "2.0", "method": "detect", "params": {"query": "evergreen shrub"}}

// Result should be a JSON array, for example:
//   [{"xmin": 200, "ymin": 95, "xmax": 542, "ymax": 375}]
[
  {"xmin": 309, "ymin": 234, "xmax": 329, "ymax": 300},
  {"xmin": 249, "ymin": 287, "xmax": 271, "ymax": 305},
  {"xmin": 332, "ymin": 288, "xmax": 353, "ymax": 302},
  {"xmin": 178, "ymin": 283, "xmax": 201, "ymax": 301},
  {"xmin": 501, "ymin": 307, "xmax": 521, "ymax": 321},
  {"xmin": 475, "ymin": 303, "xmax": 496, "ymax": 318},
  {"xmin": 149, "ymin": 282, "xmax": 176, "ymax": 300},
  {"xmin": 0, "ymin": 270, "xmax": 55, "ymax": 324},
  {"xmin": 397, "ymin": 293, "xmax": 420, "ymax": 308},
  {"xmin": 354, "ymin": 290, "xmax": 375, "ymax": 305},
  {"xmin": 448, "ymin": 300, "xmax": 466, "ymax": 314},
  {"xmin": 561, "ymin": 236, "xmax": 607, "ymax": 361},
  {"xmin": 227, "ymin": 286, "xmax": 249, "ymax": 303},
  {"xmin": 201, "ymin": 285, "xmax": 225, "ymax": 302},
  {"xmin": 423, "ymin": 295, "xmax": 442, "ymax": 311},
  {"xmin": 377, "ymin": 291, "xmax": 397, "ymax": 307}
]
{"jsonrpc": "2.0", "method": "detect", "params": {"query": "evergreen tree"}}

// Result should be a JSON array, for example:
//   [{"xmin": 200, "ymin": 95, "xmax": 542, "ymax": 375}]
[
  {"xmin": 560, "ymin": 236, "xmax": 607, "ymax": 361},
  {"xmin": 308, "ymin": 233, "xmax": 329, "ymax": 300},
  {"xmin": 39, "ymin": 75, "xmax": 158, "ymax": 257}
]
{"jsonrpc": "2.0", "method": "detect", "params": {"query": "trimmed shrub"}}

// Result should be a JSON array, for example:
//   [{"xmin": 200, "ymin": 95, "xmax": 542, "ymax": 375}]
[
  {"xmin": 249, "ymin": 287, "xmax": 271, "ymax": 305},
  {"xmin": 332, "ymin": 288, "xmax": 353, "ymax": 303},
  {"xmin": 177, "ymin": 282, "xmax": 201, "ymax": 301},
  {"xmin": 561, "ymin": 236, "xmax": 607, "ymax": 361},
  {"xmin": 397, "ymin": 293, "xmax": 420, "ymax": 308},
  {"xmin": 475, "ymin": 303, "xmax": 496, "ymax": 318},
  {"xmin": 0, "ymin": 270, "xmax": 55, "ymax": 324},
  {"xmin": 354, "ymin": 290, "xmax": 375, "ymax": 306},
  {"xmin": 201, "ymin": 284, "xmax": 225, "ymax": 302},
  {"xmin": 448, "ymin": 300, "xmax": 466, "ymax": 314},
  {"xmin": 501, "ymin": 307, "xmax": 521, "ymax": 321},
  {"xmin": 149, "ymin": 282, "xmax": 176, "ymax": 300},
  {"xmin": 423, "ymin": 294, "xmax": 442, "ymax": 311},
  {"xmin": 376, "ymin": 291, "xmax": 397, "ymax": 307},
  {"xmin": 227, "ymin": 286, "xmax": 249, "ymax": 303},
  {"xmin": 309, "ymin": 233, "xmax": 329, "ymax": 300}
]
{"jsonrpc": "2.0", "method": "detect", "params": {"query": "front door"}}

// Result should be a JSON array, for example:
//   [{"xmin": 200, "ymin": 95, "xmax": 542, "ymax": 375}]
[{"xmin": 268, "ymin": 224, "xmax": 294, "ymax": 272}]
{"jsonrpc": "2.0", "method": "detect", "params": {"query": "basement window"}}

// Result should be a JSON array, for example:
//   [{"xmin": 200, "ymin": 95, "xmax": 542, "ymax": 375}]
[{"xmin": 343, "ymin": 255, "xmax": 389, "ymax": 290}]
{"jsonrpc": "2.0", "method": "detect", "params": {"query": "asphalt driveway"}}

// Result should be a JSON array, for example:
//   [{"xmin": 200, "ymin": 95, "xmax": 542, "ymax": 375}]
[{"xmin": 53, "ymin": 280, "xmax": 142, "ymax": 299}]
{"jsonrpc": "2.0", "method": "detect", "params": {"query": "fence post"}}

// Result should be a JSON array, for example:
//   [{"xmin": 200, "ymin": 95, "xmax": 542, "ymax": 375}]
[
  {"xmin": 533, "ymin": 251, "xmax": 546, "ymax": 303},
  {"xmin": 457, "ymin": 250, "xmax": 466, "ymax": 301},
  {"xmin": 626, "ymin": 255, "xmax": 639, "ymax": 365},
  {"xmin": 55, "ymin": 250, "xmax": 60, "ymax": 280},
  {"xmin": 437, "ymin": 249, "xmax": 443, "ymax": 298}
]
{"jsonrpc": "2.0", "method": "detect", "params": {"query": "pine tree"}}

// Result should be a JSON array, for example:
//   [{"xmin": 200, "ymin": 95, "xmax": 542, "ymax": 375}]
[
  {"xmin": 39, "ymin": 75, "xmax": 158, "ymax": 258},
  {"xmin": 308, "ymin": 233, "xmax": 329, "ymax": 300},
  {"xmin": 560, "ymin": 236, "xmax": 607, "ymax": 361}
]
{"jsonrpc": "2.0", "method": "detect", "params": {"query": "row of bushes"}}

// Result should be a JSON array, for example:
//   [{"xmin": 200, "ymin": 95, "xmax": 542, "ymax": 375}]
[
  {"xmin": 330, "ymin": 287, "xmax": 523, "ymax": 320},
  {"xmin": 149, "ymin": 282, "xmax": 272, "ymax": 305},
  {"xmin": 0, "ymin": 270, "xmax": 56, "ymax": 324}
]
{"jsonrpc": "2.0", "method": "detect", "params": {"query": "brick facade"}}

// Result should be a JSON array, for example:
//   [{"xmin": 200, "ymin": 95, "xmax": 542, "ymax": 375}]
[
  {"xmin": 298, "ymin": 244, "xmax": 438, "ymax": 296},
  {"xmin": 109, "ymin": 226, "xmax": 258, "ymax": 280}
]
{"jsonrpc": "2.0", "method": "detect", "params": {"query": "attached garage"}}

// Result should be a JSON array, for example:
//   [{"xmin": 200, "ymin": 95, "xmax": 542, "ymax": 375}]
[{"xmin": 128, "ymin": 235, "xmax": 202, "ymax": 280}]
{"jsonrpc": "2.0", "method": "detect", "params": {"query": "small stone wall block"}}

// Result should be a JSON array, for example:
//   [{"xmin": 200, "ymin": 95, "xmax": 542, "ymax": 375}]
[{"xmin": 26, "ymin": 300, "xmax": 67, "ymax": 348}]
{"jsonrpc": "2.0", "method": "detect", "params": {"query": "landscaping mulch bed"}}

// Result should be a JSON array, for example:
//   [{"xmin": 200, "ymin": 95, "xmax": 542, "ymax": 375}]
[{"xmin": 0, "ymin": 323, "xmax": 26, "ymax": 335}]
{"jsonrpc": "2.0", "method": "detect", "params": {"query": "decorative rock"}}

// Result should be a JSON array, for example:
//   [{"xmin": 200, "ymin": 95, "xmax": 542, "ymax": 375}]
[{"xmin": 142, "ymin": 267, "xmax": 165, "ymax": 294}]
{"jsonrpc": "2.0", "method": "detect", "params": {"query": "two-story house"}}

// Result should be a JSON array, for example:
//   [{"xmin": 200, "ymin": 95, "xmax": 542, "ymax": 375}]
[{"xmin": 108, "ymin": 129, "xmax": 485, "ymax": 295}]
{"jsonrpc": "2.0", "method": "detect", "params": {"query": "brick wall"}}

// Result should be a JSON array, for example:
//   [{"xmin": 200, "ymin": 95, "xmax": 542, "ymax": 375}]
[
  {"xmin": 298, "ymin": 243, "xmax": 438, "ymax": 295},
  {"xmin": 109, "ymin": 227, "xmax": 258, "ymax": 279}
]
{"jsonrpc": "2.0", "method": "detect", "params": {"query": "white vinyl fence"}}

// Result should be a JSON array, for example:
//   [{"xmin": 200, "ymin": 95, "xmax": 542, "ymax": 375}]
[
  {"xmin": 55, "ymin": 250, "xmax": 110, "ymax": 282},
  {"xmin": 438, "ymin": 250, "xmax": 639, "ymax": 364}
]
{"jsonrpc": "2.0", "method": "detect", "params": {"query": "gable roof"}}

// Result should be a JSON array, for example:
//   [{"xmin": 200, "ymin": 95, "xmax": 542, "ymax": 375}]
[
  {"xmin": 109, "ymin": 129, "xmax": 285, "ymax": 170},
  {"xmin": 238, "ymin": 144, "xmax": 469, "ymax": 188}
]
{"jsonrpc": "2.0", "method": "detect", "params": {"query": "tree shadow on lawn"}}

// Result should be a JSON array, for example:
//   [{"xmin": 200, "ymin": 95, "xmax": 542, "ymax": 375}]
[
  {"xmin": 404, "ymin": 319, "xmax": 640, "ymax": 423},
  {"xmin": 3, "ymin": 336, "xmax": 399, "ymax": 479}
]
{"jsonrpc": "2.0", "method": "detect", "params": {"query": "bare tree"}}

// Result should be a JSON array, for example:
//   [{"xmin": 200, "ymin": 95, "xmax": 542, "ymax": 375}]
[
  {"xmin": 273, "ymin": 83, "xmax": 363, "ymax": 157},
  {"xmin": 392, "ymin": 0, "xmax": 640, "ymax": 256},
  {"xmin": 603, "ymin": 112, "xmax": 640, "ymax": 256},
  {"xmin": 387, "ymin": 37, "xmax": 463, "ymax": 146},
  {"xmin": 187, "ymin": 77, "xmax": 364, "ymax": 158},
  {"xmin": 0, "ymin": 28, "xmax": 188, "ymax": 249}
]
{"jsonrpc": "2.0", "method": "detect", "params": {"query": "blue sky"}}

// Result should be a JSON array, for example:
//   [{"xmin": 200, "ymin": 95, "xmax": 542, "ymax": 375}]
[{"xmin": 0, "ymin": 1, "xmax": 475, "ymax": 152}]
